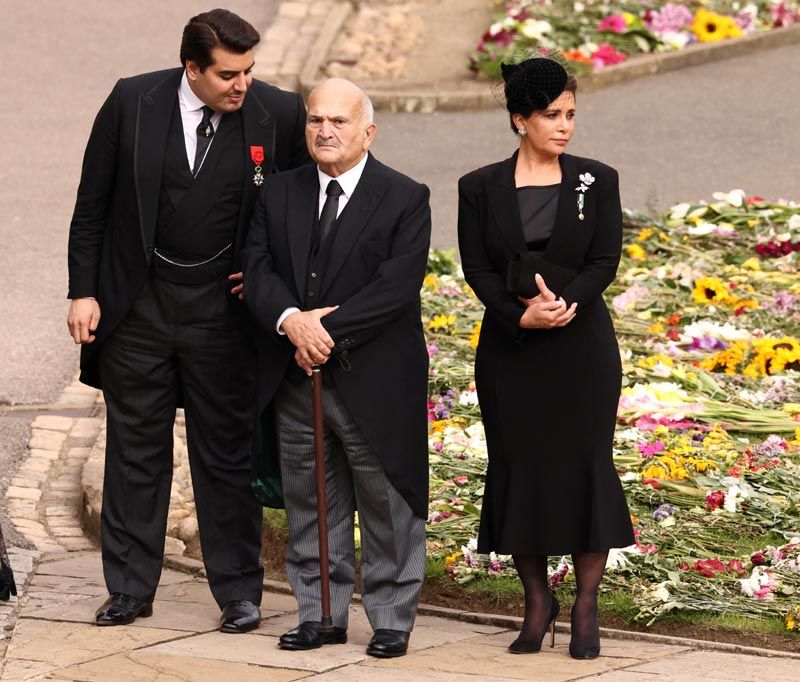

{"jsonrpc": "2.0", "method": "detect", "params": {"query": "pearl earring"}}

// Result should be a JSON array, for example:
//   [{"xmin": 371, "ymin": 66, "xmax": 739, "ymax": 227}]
[{"xmin": 517, "ymin": 128, "xmax": 527, "ymax": 136}]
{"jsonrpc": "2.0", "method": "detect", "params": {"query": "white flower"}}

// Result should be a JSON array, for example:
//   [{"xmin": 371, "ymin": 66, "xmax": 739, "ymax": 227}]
[
  {"xmin": 616, "ymin": 428, "xmax": 643, "ymax": 443},
  {"xmin": 652, "ymin": 362, "xmax": 673, "ymax": 378},
  {"xmin": 687, "ymin": 205, "xmax": 709, "ymax": 219},
  {"xmin": 658, "ymin": 30, "xmax": 691, "ymax": 51},
  {"xmin": 787, "ymin": 214, "xmax": 800, "ymax": 231},
  {"xmin": 653, "ymin": 582, "xmax": 672, "ymax": 603},
  {"xmin": 712, "ymin": 189, "xmax": 746, "ymax": 208},
  {"xmin": 458, "ymin": 390, "xmax": 479, "ymax": 406},
  {"xmin": 520, "ymin": 19, "xmax": 552, "ymax": 41},
  {"xmin": 579, "ymin": 172, "xmax": 595, "ymax": 186},
  {"xmin": 620, "ymin": 471, "xmax": 641, "ymax": 482},
  {"xmin": 669, "ymin": 202, "xmax": 691, "ymax": 220},
  {"xmin": 687, "ymin": 221, "xmax": 716, "ymax": 236},
  {"xmin": 724, "ymin": 482, "xmax": 751, "ymax": 513},
  {"xmin": 605, "ymin": 547, "xmax": 632, "ymax": 569},
  {"xmin": 574, "ymin": 1, "xmax": 585, "ymax": 12},
  {"xmin": 488, "ymin": 22, "xmax": 504, "ymax": 36}
]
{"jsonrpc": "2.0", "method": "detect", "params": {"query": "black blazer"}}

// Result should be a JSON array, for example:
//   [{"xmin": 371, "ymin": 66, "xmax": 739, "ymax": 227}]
[
  {"xmin": 242, "ymin": 154, "xmax": 432, "ymax": 518},
  {"xmin": 457, "ymin": 150, "xmax": 623, "ymax": 343},
  {"xmin": 67, "ymin": 67, "xmax": 309, "ymax": 387}
]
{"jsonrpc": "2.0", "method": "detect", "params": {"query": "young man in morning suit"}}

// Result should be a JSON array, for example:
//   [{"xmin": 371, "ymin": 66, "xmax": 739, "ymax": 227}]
[
  {"xmin": 243, "ymin": 79, "xmax": 431, "ymax": 658},
  {"xmin": 66, "ymin": 9, "xmax": 309, "ymax": 632}
]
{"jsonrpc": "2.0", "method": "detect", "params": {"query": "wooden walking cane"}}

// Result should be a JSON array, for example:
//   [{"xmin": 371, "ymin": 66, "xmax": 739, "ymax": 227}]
[{"xmin": 311, "ymin": 365, "xmax": 335, "ymax": 635}]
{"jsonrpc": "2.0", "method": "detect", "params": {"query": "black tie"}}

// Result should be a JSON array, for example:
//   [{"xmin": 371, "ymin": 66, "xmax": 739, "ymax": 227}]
[
  {"xmin": 319, "ymin": 180, "xmax": 344, "ymax": 245},
  {"xmin": 192, "ymin": 106, "xmax": 215, "ymax": 176}
]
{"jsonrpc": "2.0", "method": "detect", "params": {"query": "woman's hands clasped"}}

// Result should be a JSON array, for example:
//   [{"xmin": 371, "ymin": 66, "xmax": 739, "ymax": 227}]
[{"xmin": 518, "ymin": 273, "xmax": 577, "ymax": 329}]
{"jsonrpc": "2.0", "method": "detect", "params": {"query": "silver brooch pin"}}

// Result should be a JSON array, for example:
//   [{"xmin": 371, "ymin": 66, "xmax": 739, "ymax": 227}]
[{"xmin": 575, "ymin": 172, "xmax": 595, "ymax": 221}]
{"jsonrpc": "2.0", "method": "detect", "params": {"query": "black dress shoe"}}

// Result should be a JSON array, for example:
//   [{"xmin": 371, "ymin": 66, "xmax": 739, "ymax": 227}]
[
  {"xmin": 95, "ymin": 593, "xmax": 153, "ymax": 626},
  {"xmin": 220, "ymin": 600, "xmax": 261, "ymax": 633},
  {"xmin": 366, "ymin": 629, "xmax": 410, "ymax": 658},
  {"xmin": 278, "ymin": 621, "xmax": 348, "ymax": 650}
]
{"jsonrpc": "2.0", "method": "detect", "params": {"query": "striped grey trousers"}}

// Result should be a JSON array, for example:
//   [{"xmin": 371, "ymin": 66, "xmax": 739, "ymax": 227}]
[{"xmin": 274, "ymin": 376, "xmax": 426, "ymax": 632}]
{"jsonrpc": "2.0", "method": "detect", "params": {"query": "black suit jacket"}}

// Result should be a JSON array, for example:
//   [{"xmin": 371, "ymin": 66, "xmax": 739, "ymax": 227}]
[
  {"xmin": 67, "ymin": 67, "xmax": 310, "ymax": 388},
  {"xmin": 457, "ymin": 150, "xmax": 623, "ymax": 343},
  {"xmin": 242, "ymin": 154, "xmax": 432, "ymax": 518}
]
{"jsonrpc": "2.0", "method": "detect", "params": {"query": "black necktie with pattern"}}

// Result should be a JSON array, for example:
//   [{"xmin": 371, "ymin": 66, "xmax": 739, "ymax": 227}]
[{"xmin": 192, "ymin": 105, "xmax": 215, "ymax": 176}]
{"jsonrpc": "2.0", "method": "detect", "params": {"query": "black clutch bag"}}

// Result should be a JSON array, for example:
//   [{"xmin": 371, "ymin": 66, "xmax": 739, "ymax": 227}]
[{"xmin": 507, "ymin": 252, "xmax": 578, "ymax": 298}]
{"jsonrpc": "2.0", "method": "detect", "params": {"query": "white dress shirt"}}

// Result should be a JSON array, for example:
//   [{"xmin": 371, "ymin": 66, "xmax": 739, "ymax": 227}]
[
  {"xmin": 178, "ymin": 71, "xmax": 223, "ymax": 173},
  {"xmin": 276, "ymin": 153, "xmax": 370, "ymax": 333}
]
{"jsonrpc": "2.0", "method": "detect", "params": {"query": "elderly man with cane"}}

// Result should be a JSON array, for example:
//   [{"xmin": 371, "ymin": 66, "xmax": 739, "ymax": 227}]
[{"xmin": 243, "ymin": 78, "xmax": 431, "ymax": 658}]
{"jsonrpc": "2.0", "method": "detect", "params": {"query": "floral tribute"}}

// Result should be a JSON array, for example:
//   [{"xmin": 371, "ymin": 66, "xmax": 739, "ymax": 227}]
[
  {"xmin": 471, "ymin": 0, "xmax": 800, "ymax": 78},
  {"xmin": 422, "ymin": 191, "xmax": 800, "ymax": 631}
]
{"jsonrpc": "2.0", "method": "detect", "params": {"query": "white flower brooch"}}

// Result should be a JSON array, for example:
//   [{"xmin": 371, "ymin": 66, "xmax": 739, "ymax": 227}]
[{"xmin": 575, "ymin": 172, "xmax": 595, "ymax": 221}]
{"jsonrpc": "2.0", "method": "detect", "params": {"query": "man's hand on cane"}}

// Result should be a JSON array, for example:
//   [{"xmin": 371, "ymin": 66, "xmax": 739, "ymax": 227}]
[
  {"xmin": 281, "ymin": 306, "xmax": 339, "ymax": 375},
  {"xmin": 67, "ymin": 298, "xmax": 101, "ymax": 344}
]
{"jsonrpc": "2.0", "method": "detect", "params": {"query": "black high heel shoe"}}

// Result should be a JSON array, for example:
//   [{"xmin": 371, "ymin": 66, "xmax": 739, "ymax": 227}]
[
  {"xmin": 508, "ymin": 593, "xmax": 559, "ymax": 654},
  {"xmin": 569, "ymin": 602, "xmax": 601, "ymax": 659}
]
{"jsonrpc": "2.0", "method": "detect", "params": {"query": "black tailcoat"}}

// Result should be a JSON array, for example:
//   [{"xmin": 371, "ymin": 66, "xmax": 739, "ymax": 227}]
[
  {"xmin": 67, "ymin": 67, "xmax": 310, "ymax": 388},
  {"xmin": 458, "ymin": 151, "xmax": 635, "ymax": 554},
  {"xmin": 243, "ymin": 154, "xmax": 432, "ymax": 518}
]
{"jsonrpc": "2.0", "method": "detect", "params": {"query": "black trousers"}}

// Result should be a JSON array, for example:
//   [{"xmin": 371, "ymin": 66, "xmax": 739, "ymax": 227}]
[{"xmin": 98, "ymin": 276, "xmax": 263, "ymax": 607}]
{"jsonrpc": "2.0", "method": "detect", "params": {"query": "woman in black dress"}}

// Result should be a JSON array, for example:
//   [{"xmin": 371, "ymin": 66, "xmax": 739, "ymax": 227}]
[{"xmin": 457, "ymin": 56, "xmax": 634, "ymax": 659}]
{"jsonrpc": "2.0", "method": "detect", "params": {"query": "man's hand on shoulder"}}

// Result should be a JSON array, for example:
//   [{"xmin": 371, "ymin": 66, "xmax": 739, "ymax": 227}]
[
  {"xmin": 67, "ymin": 298, "xmax": 101, "ymax": 344},
  {"xmin": 281, "ymin": 307, "xmax": 339, "ymax": 374}
]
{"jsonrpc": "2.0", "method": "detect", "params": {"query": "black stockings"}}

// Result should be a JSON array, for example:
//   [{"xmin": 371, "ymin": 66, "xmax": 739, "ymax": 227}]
[
  {"xmin": 512, "ymin": 555, "xmax": 552, "ymax": 640},
  {"xmin": 570, "ymin": 551, "xmax": 608, "ymax": 648}
]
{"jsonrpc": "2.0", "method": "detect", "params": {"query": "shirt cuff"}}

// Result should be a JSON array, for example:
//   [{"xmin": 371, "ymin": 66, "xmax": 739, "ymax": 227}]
[{"xmin": 276, "ymin": 307, "xmax": 301, "ymax": 335}]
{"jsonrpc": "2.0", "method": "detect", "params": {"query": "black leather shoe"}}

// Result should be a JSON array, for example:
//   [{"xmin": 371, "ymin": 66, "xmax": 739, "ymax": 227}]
[
  {"xmin": 366, "ymin": 629, "xmax": 410, "ymax": 658},
  {"xmin": 220, "ymin": 600, "xmax": 261, "ymax": 633},
  {"xmin": 95, "ymin": 593, "xmax": 153, "ymax": 626},
  {"xmin": 278, "ymin": 621, "xmax": 348, "ymax": 650}
]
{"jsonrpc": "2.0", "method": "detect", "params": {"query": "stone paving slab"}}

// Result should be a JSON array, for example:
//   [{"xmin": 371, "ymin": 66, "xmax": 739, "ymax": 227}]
[
  {"xmin": 362, "ymin": 631, "xmax": 645, "ymax": 681},
  {"xmin": 49, "ymin": 650, "xmax": 312, "ymax": 682},
  {"xmin": 3, "ymin": 618, "xmax": 185, "ymax": 669},
  {"xmin": 148, "ymin": 631, "xmax": 369, "ymax": 672},
  {"xmin": 314, "ymin": 666, "xmax": 512, "ymax": 682}
]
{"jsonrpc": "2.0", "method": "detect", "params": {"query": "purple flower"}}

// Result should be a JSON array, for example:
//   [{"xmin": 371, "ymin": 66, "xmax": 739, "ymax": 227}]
[
  {"xmin": 647, "ymin": 3, "xmax": 693, "ymax": 33},
  {"xmin": 653, "ymin": 503, "xmax": 678, "ymax": 521},
  {"xmin": 689, "ymin": 336, "xmax": 728, "ymax": 351},
  {"xmin": 427, "ymin": 343, "xmax": 439, "ymax": 359}
]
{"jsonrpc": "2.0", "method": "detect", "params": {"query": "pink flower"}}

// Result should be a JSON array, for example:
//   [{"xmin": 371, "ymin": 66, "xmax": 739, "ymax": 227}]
[
  {"xmin": 591, "ymin": 44, "xmax": 628, "ymax": 70},
  {"xmin": 454, "ymin": 476, "xmax": 469, "ymax": 485},
  {"xmin": 598, "ymin": 15, "xmax": 627, "ymax": 33},
  {"xmin": 637, "ymin": 440, "xmax": 665, "ymax": 457}
]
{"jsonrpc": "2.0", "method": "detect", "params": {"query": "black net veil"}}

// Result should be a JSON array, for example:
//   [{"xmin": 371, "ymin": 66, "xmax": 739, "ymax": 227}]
[{"xmin": 491, "ymin": 49, "xmax": 574, "ymax": 115}]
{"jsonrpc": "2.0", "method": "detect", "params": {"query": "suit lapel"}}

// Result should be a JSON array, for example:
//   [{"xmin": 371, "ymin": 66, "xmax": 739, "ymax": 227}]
[
  {"xmin": 134, "ymin": 69, "xmax": 183, "ymax": 256},
  {"xmin": 543, "ymin": 153, "xmax": 581, "ymax": 261},
  {"xmin": 237, "ymin": 91, "xmax": 276, "ymax": 234},
  {"xmin": 488, "ymin": 151, "xmax": 527, "ymax": 254},
  {"xmin": 320, "ymin": 154, "xmax": 386, "ymax": 298},
  {"xmin": 287, "ymin": 166, "xmax": 319, "ymax": 299}
]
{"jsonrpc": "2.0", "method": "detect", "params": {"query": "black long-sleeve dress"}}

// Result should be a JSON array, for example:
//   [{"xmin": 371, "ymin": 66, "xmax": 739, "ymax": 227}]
[{"xmin": 457, "ymin": 151, "xmax": 634, "ymax": 555}]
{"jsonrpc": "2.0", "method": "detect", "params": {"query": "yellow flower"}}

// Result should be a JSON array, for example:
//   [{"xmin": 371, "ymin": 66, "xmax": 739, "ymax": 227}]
[
  {"xmin": 740, "ymin": 257, "xmax": 761, "ymax": 271},
  {"xmin": 648, "ymin": 322, "xmax": 665, "ymax": 334},
  {"xmin": 444, "ymin": 551, "xmax": 462, "ymax": 567},
  {"xmin": 638, "ymin": 354, "xmax": 674, "ymax": 369},
  {"xmin": 692, "ymin": 277, "xmax": 732, "ymax": 306},
  {"xmin": 622, "ymin": 11, "xmax": 637, "ymax": 25},
  {"xmin": 428, "ymin": 314, "xmax": 456, "ymax": 331},
  {"xmin": 423, "ymin": 274, "xmax": 439, "ymax": 291},
  {"xmin": 625, "ymin": 244, "xmax": 647, "ymax": 260},
  {"xmin": 637, "ymin": 228, "xmax": 655, "ymax": 242},
  {"xmin": 468, "ymin": 321, "xmax": 482, "ymax": 349},
  {"xmin": 693, "ymin": 9, "xmax": 732, "ymax": 42}
]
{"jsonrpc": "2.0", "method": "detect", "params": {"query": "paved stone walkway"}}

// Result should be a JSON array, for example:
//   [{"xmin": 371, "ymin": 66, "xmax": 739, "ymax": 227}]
[{"xmin": 6, "ymin": 551, "xmax": 799, "ymax": 681}]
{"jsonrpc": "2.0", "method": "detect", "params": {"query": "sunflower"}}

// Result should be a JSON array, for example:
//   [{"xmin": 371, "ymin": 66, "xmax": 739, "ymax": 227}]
[
  {"xmin": 700, "ymin": 340, "xmax": 747, "ymax": 374},
  {"xmin": 692, "ymin": 276, "xmax": 732, "ymax": 305},
  {"xmin": 693, "ymin": 9, "xmax": 728, "ymax": 42}
]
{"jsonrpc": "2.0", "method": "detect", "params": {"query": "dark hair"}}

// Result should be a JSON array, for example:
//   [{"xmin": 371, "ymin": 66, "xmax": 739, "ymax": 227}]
[
  {"xmin": 502, "ymin": 58, "xmax": 578, "ymax": 133},
  {"xmin": 180, "ymin": 9, "xmax": 260, "ymax": 71}
]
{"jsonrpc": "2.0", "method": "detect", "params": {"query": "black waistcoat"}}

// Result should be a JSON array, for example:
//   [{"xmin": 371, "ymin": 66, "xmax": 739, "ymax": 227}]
[{"xmin": 155, "ymin": 100, "xmax": 245, "ymax": 259}]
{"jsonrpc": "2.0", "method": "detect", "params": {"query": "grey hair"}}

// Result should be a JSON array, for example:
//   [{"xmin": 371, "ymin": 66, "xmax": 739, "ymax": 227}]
[{"xmin": 313, "ymin": 77, "xmax": 375, "ymax": 125}]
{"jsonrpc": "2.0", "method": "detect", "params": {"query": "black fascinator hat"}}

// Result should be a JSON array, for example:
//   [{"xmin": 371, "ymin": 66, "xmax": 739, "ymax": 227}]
[
  {"xmin": 490, "ymin": 50, "xmax": 574, "ymax": 122},
  {"xmin": 501, "ymin": 58, "xmax": 568, "ymax": 115}
]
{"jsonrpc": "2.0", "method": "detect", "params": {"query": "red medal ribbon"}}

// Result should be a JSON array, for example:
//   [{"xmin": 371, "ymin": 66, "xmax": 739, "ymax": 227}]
[{"xmin": 250, "ymin": 145, "xmax": 265, "ymax": 165}]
